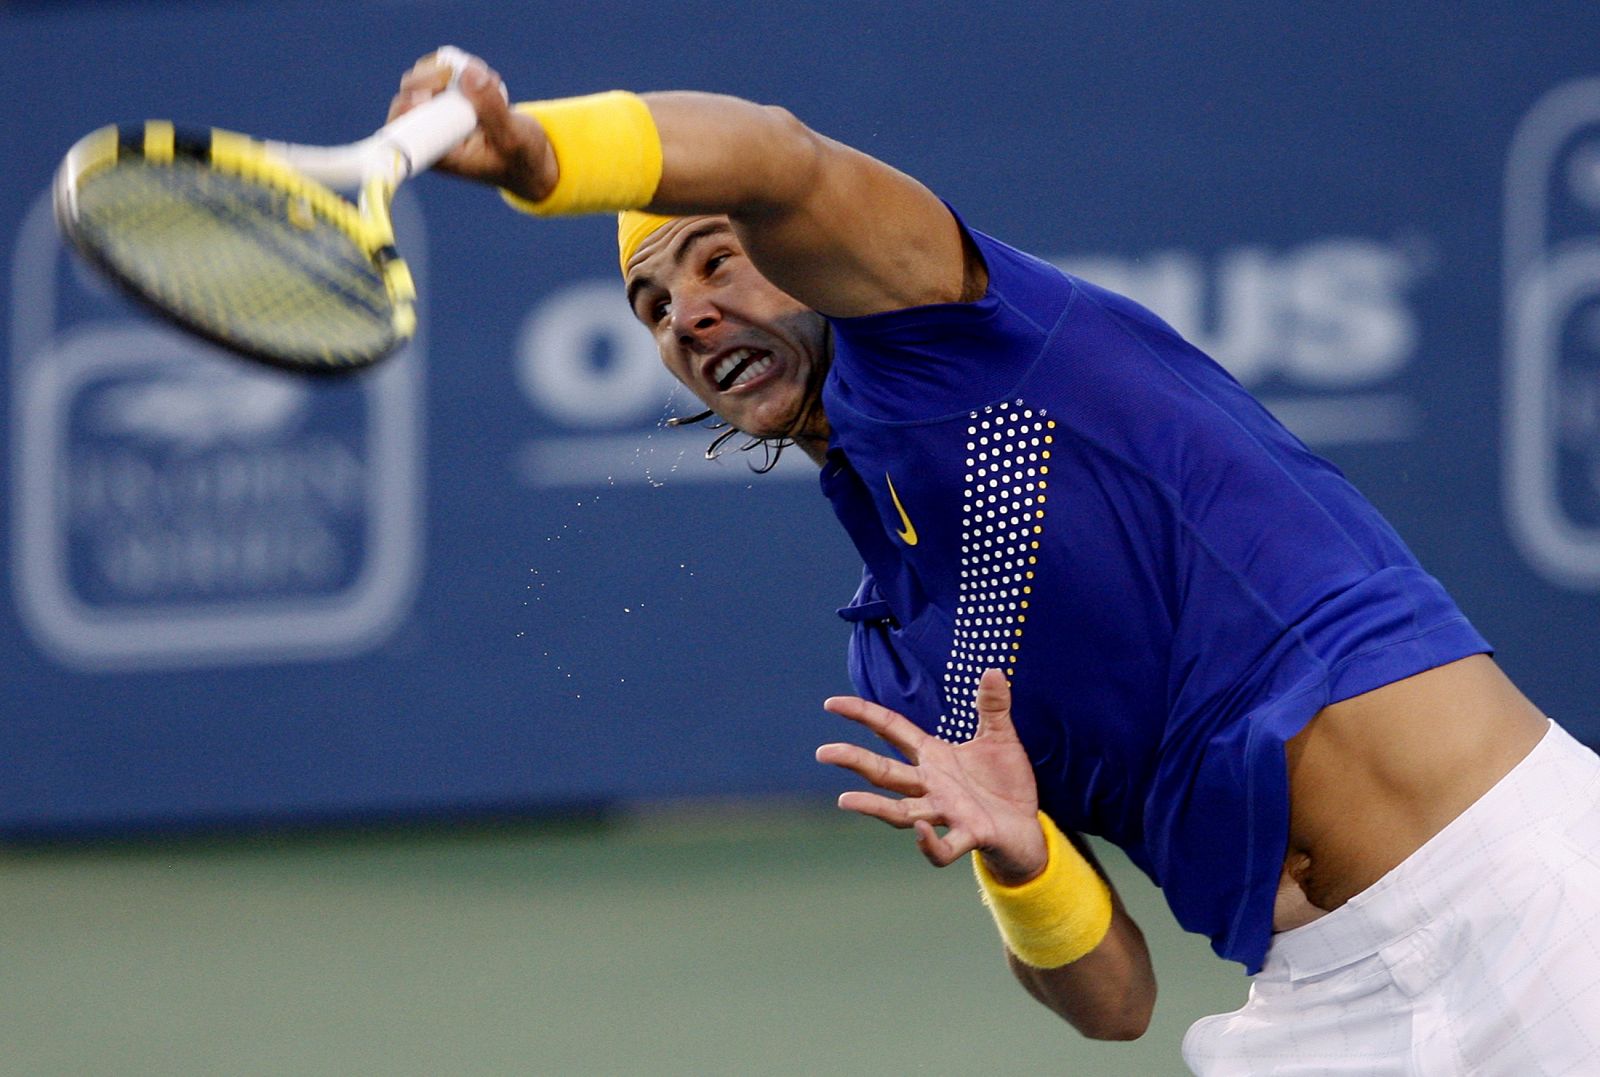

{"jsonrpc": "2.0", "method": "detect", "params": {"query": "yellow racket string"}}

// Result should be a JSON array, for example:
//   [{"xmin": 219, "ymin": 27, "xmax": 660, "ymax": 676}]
[
  {"xmin": 209, "ymin": 129, "xmax": 378, "ymax": 250},
  {"xmin": 72, "ymin": 128, "xmax": 404, "ymax": 368},
  {"xmin": 208, "ymin": 123, "xmax": 410, "ymax": 357},
  {"xmin": 116, "ymin": 212, "xmax": 382, "ymax": 353}
]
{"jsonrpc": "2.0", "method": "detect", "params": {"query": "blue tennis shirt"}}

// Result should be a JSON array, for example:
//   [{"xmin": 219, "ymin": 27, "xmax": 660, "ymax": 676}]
[{"xmin": 819, "ymin": 216, "xmax": 1489, "ymax": 972}]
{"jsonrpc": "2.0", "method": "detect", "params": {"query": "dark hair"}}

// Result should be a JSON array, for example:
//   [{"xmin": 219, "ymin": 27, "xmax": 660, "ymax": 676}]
[{"xmin": 663, "ymin": 399, "xmax": 817, "ymax": 474}]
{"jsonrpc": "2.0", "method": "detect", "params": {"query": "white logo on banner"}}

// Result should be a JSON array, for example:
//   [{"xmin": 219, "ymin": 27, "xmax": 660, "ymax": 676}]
[
  {"xmin": 1505, "ymin": 77, "xmax": 1600, "ymax": 591},
  {"xmin": 8, "ymin": 190, "xmax": 426, "ymax": 670}
]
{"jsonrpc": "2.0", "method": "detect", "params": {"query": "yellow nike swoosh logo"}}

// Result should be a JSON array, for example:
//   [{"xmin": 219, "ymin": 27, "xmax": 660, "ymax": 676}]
[{"xmin": 886, "ymin": 473, "xmax": 919, "ymax": 546}]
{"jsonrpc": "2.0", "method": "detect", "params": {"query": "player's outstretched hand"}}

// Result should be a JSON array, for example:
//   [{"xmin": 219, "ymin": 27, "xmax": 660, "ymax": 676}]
[
  {"xmin": 387, "ymin": 49, "xmax": 556, "ymax": 202},
  {"xmin": 817, "ymin": 668, "xmax": 1049, "ymax": 884}
]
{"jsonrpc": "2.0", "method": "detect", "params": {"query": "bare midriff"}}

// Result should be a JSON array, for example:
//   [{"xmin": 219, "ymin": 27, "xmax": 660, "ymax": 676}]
[{"xmin": 1271, "ymin": 654, "xmax": 1550, "ymax": 932}]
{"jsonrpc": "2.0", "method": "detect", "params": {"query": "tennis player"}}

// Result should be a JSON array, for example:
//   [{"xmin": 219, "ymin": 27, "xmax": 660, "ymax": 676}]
[{"xmin": 392, "ymin": 53, "xmax": 1600, "ymax": 1073}]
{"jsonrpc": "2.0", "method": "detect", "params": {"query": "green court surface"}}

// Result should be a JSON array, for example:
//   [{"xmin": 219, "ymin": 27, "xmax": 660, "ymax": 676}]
[{"xmin": 2, "ymin": 807, "xmax": 1244, "ymax": 1075}]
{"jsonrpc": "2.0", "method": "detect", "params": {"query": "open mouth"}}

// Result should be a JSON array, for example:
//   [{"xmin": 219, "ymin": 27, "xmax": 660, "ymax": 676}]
[{"xmin": 713, "ymin": 348, "xmax": 774, "ymax": 391}]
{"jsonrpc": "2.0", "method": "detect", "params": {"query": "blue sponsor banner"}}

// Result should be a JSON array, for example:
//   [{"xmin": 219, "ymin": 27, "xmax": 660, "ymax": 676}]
[{"xmin": 2, "ymin": 2, "xmax": 1598, "ymax": 834}]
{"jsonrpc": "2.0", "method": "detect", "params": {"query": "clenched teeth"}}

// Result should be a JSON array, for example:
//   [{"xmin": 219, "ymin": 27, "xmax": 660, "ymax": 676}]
[{"xmin": 714, "ymin": 349, "xmax": 773, "ymax": 390}]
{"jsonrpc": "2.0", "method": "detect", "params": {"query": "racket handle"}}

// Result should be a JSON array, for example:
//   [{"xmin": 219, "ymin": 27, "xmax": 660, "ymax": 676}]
[
  {"xmin": 270, "ymin": 46, "xmax": 485, "ymax": 187},
  {"xmin": 379, "ymin": 88, "xmax": 479, "ymax": 177},
  {"xmin": 379, "ymin": 47, "xmax": 493, "ymax": 177}
]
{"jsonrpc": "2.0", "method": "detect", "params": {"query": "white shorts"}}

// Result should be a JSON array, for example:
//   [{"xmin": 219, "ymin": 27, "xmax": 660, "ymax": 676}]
[{"xmin": 1182, "ymin": 719, "xmax": 1600, "ymax": 1076}]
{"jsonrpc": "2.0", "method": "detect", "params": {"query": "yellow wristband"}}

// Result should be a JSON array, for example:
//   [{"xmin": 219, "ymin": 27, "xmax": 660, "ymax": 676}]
[
  {"xmin": 499, "ymin": 91, "xmax": 664, "ymax": 217},
  {"xmin": 972, "ymin": 812, "xmax": 1113, "ymax": 968}
]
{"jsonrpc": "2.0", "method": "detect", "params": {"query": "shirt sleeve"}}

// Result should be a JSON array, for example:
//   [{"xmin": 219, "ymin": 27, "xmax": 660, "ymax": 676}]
[{"xmin": 824, "ymin": 213, "xmax": 1076, "ymax": 422}]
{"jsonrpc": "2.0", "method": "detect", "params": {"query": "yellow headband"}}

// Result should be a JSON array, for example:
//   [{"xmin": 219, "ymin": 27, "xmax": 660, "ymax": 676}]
[{"xmin": 617, "ymin": 210, "xmax": 676, "ymax": 276}]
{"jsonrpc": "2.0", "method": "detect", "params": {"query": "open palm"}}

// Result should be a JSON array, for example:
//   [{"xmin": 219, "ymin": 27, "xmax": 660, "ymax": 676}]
[{"xmin": 816, "ymin": 668, "xmax": 1048, "ymax": 883}]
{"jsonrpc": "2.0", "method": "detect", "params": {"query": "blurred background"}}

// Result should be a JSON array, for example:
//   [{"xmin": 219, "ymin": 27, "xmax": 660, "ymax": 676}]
[{"xmin": 4, "ymin": 2, "xmax": 1600, "ymax": 1073}]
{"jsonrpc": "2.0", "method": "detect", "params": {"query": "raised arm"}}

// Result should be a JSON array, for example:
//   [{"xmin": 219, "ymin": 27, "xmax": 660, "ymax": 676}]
[
  {"xmin": 643, "ymin": 93, "xmax": 979, "ymax": 316},
  {"xmin": 389, "ymin": 54, "xmax": 981, "ymax": 317}
]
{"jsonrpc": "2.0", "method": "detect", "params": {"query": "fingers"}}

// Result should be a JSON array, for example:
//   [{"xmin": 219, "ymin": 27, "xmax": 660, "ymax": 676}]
[
  {"xmin": 461, "ymin": 67, "xmax": 532, "ymax": 166},
  {"xmin": 973, "ymin": 668, "xmax": 1017, "ymax": 740},
  {"xmin": 456, "ymin": 58, "xmax": 513, "ymax": 121},
  {"xmin": 389, "ymin": 50, "xmax": 509, "ymax": 122},
  {"xmin": 834, "ymin": 788, "xmax": 913, "ymax": 826},
  {"xmin": 836, "ymin": 789, "xmax": 949, "ymax": 831},
  {"xmin": 387, "ymin": 84, "xmax": 429, "ymax": 124},
  {"xmin": 822, "ymin": 695, "xmax": 927, "ymax": 759},
  {"xmin": 914, "ymin": 819, "xmax": 976, "ymax": 867},
  {"xmin": 398, "ymin": 57, "xmax": 450, "ymax": 97},
  {"xmin": 834, "ymin": 794, "xmax": 974, "ymax": 867},
  {"xmin": 815, "ymin": 742, "xmax": 925, "ymax": 796},
  {"xmin": 389, "ymin": 55, "xmax": 453, "ymax": 122},
  {"xmin": 387, "ymin": 50, "xmax": 548, "ymax": 190}
]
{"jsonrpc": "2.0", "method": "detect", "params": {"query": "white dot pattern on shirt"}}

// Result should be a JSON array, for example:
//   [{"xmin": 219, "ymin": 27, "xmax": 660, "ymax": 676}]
[{"xmin": 937, "ymin": 400, "xmax": 1055, "ymax": 742}]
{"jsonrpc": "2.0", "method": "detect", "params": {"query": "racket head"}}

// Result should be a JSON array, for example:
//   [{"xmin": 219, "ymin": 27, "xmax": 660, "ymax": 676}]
[{"xmin": 54, "ymin": 122, "xmax": 416, "ymax": 375}]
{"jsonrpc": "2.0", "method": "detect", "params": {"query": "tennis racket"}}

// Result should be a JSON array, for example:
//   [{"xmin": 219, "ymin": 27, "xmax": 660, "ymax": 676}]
[{"xmin": 52, "ymin": 47, "xmax": 481, "ymax": 375}]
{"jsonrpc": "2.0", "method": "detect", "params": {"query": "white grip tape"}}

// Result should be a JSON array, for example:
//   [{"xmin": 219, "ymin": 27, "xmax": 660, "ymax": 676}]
[
  {"xmin": 378, "ymin": 46, "xmax": 497, "ymax": 178},
  {"xmin": 379, "ymin": 89, "xmax": 478, "ymax": 177},
  {"xmin": 269, "ymin": 46, "xmax": 487, "ymax": 187}
]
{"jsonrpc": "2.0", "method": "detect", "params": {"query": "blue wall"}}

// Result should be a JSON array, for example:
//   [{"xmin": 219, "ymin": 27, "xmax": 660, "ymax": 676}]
[{"xmin": 4, "ymin": 2, "xmax": 1599, "ymax": 834}]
